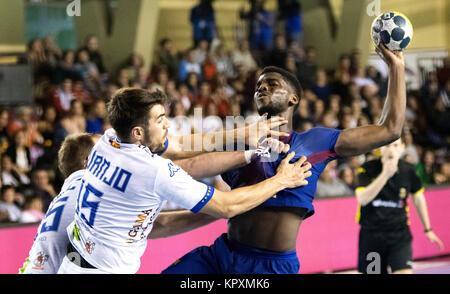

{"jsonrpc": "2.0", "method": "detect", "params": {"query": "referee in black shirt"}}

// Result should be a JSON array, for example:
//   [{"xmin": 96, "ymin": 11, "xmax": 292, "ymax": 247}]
[{"xmin": 355, "ymin": 136, "xmax": 444, "ymax": 274}]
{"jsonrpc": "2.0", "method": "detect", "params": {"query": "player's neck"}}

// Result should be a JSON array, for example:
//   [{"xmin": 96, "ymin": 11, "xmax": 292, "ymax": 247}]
[{"xmin": 274, "ymin": 109, "xmax": 293, "ymax": 133}]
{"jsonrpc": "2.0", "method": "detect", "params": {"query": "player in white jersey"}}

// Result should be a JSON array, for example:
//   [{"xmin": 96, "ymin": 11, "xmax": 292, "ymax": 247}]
[
  {"xmin": 19, "ymin": 133, "xmax": 99, "ymax": 274},
  {"xmin": 19, "ymin": 132, "xmax": 248, "ymax": 274},
  {"xmin": 58, "ymin": 88, "xmax": 312, "ymax": 274}
]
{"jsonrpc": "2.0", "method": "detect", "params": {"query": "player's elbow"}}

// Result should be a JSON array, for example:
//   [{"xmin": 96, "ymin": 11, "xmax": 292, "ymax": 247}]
[
  {"xmin": 381, "ymin": 121, "xmax": 402, "ymax": 141},
  {"xmin": 216, "ymin": 202, "xmax": 237, "ymax": 219}
]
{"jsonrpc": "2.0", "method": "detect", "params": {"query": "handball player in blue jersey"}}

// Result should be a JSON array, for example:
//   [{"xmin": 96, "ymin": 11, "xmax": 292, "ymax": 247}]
[{"xmin": 162, "ymin": 43, "xmax": 407, "ymax": 274}]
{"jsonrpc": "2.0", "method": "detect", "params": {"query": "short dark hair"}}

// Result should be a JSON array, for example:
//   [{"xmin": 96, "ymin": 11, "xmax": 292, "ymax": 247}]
[
  {"xmin": 260, "ymin": 66, "xmax": 303, "ymax": 98},
  {"xmin": 58, "ymin": 133, "xmax": 97, "ymax": 178},
  {"xmin": 1, "ymin": 185, "xmax": 15, "ymax": 196},
  {"xmin": 107, "ymin": 88, "xmax": 169, "ymax": 141}
]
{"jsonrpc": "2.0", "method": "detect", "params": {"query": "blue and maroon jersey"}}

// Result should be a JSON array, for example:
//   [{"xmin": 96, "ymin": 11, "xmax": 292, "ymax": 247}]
[{"xmin": 221, "ymin": 127, "xmax": 343, "ymax": 219}]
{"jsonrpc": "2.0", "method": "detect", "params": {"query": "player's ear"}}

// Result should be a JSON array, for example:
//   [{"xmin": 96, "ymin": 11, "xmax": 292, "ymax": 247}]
[
  {"xmin": 131, "ymin": 126, "xmax": 144, "ymax": 142},
  {"xmin": 288, "ymin": 93, "xmax": 299, "ymax": 107}
]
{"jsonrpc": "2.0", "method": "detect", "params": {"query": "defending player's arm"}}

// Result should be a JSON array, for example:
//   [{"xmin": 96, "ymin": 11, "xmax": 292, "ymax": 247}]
[
  {"xmin": 148, "ymin": 210, "xmax": 218, "ymax": 239},
  {"xmin": 173, "ymin": 138, "xmax": 290, "ymax": 180},
  {"xmin": 356, "ymin": 151, "xmax": 399, "ymax": 206},
  {"xmin": 199, "ymin": 153, "xmax": 311, "ymax": 219},
  {"xmin": 334, "ymin": 44, "xmax": 406, "ymax": 157},
  {"xmin": 162, "ymin": 114, "xmax": 289, "ymax": 161}
]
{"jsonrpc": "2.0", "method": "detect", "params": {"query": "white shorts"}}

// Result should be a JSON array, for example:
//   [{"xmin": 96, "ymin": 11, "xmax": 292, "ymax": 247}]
[{"xmin": 57, "ymin": 256, "xmax": 110, "ymax": 274}]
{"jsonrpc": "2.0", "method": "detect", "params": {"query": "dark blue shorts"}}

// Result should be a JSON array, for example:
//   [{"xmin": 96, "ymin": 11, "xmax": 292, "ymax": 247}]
[{"xmin": 161, "ymin": 233, "xmax": 300, "ymax": 274}]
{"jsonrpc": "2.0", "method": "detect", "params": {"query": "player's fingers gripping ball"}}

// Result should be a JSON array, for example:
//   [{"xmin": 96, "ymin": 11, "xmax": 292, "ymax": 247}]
[{"xmin": 371, "ymin": 11, "xmax": 413, "ymax": 51}]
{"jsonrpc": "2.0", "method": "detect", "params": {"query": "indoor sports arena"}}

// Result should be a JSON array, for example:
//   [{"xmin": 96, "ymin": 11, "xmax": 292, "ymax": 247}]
[{"xmin": 0, "ymin": 0, "xmax": 449, "ymax": 278}]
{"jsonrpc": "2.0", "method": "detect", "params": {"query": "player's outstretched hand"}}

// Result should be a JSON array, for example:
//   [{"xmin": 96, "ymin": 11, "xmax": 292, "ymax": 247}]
[
  {"xmin": 375, "ymin": 43, "xmax": 404, "ymax": 68},
  {"xmin": 247, "ymin": 113, "xmax": 290, "ymax": 147},
  {"xmin": 275, "ymin": 152, "xmax": 312, "ymax": 189}
]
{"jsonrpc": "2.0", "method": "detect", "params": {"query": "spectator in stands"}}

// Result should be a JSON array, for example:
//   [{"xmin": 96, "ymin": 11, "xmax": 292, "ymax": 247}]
[
  {"xmin": 6, "ymin": 130, "xmax": 32, "ymax": 176},
  {"xmin": 434, "ymin": 162, "xmax": 450, "ymax": 185},
  {"xmin": 267, "ymin": 34, "xmax": 288, "ymax": 68},
  {"xmin": 277, "ymin": 0, "xmax": 303, "ymax": 46},
  {"xmin": 339, "ymin": 166, "xmax": 356, "ymax": 191},
  {"xmin": 25, "ymin": 168, "xmax": 56, "ymax": 212},
  {"xmin": 415, "ymin": 149, "xmax": 438, "ymax": 185},
  {"xmin": 285, "ymin": 53, "xmax": 298, "ymax": 77},
  {"xmin": 202, "ymin": 103, "xmax": 223, "ymax": 133},
  {"xmin": 19, "ymin": 196, "xmax": 45, "ymax": 223},
  {"xmin": 211, "ymin": 86, "xmax": 230, "ymax": 119},
  {"xmin": 52, "ymin": 78, "xmax": 75, "ymax": 114},
  {"xmin": 157, "ymin": 38, "xmax": 179, "ymax": 79},
  {"xmin": 168, "ymin": 101, "xmax": 191, "ymax": 137},
  {"xmin": 178, "ymin": 49, "xmax": 202, "ymax": 81},
  {"xmin": 349, "ymin": 48, "xmax": 362, "ymax": 77},
  {"xmin": 42, "ymin": 35, "xmax": 62, "ymax": 68},
  {"xmin": 72, "ymin": 79, "xmax": 94, "ymax": 105},
  {"xmin": 85, "ymin": 99, "xmax": 106, "ymax": 134},
  {"xmin": 83, "ymin": 34, "xmax": 106, "ymax": 74},
  {"xmin": 37, "ymin": 106, "xmax": 57, "ymax": 150},
  {"xmin": 177, "ymin": 83, "xmax": 194, "ymax": 112},
  {"xmin": 1, "ymin": 155, "xmax": 29, "ymax": 188},
  {"xmin": 352, "ymin": 66, "xmax": 377, "ymax": 90},
  {"xmin": 319, "ymin": 111, "xmax": 338, "ymax": 129},
  {"xmin": 297, "ymin": 46, "xmax": 318, "ymax": 90},
  {"xmin": 213, "ymin": 72, "xmax": 235, "ymax": 99},
  {"xmin": 240, "ymin": 0, "xmax": 274, "ymax": 52},
  {"xmin": 53, "ymin": 115, "xmax": 80, "ymax": 149},
  {"xmin": 28, "ymin": 38, "xmax": 53, "ymax": 82},
  {"xmin": 0, "ymin": 186, "xmax": 22, "ymax": 223},
  {"xmin": 311, "ymin": 99, "xmax": 325, "ymax": 125},
  {"xmin": 74, "ymin": 48, "xmax": 103, "ymax": 96},
  {"xmin": 367, "ymin": 65, "xmax": 387, "ymax": 97},
  {"xmin": 193, "ymin": 40, "xmax": 209, "ymax": 65},
  {"xmin": 317, "ymin": 161, "xmax": 353, "ymax": 198},
  {"xmin": 436, "ymin": 56, "xmax": 449, "ymax": 87},
  {"xmin": 287, "ymin": 40, "xmax": 304, "ymax": 63},
  {"xmin": 149, "ymin": 67, "xmax": 169, "ymax": 92},
  {"xmin": 123, "ymin": 52, "xmax": 145, "ymax": 84},
  {"xmin": 202, "ymin": 50, "xmax": 218, "ymax": 81},
  {"xmin": 231, "ymin": 40, "xmax": 258, "ymax": 73},
  {"xmin": 68, "ymin": 99, "xmax": 87, "ymax": 133},
  {"xmin": 190, "ymin": 0, "xmax": 216, "ymax": 47},
  {"xmin": 116, "ymin": 68, "xmax": 131, "ymax": 88},
  {"xmin": 402, "ymin": 130, "xmax": 420, "ymax": 165},
  {"xmin": 195, "ymin": 81, "xmax": 214, "ymax": 107},
  {"xmin": 186, "ymin": 72, "xmax": 200, "ymax": 97},
  {"xmin": 312, "ymin": 69, "xmax": 333, "ymax": 102},
  {"xmin": 327, "ymin": 94, "xmax": 341, "ymax": 116},
  {"xmin": 53, "ymin": 50, "xmax": 83, "ymax": 85},
  {"xmin": 214, "ymin": 44, "xmax": 235, "ymax": 78},
  {"xmin": 0, "ymin": 107, "xmax": 10, "ymax": 155}
]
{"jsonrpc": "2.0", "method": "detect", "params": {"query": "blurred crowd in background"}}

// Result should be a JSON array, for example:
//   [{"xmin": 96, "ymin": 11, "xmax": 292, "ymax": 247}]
[{"xmin": 0, "ymin": 0, "xmax": 449, "ymax": 223}]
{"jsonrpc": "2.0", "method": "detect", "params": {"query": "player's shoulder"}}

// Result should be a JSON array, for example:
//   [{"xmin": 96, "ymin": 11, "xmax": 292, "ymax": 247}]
[{"xmin": 293, "ymin": 126, "xmax": 341, "ymax": 138}]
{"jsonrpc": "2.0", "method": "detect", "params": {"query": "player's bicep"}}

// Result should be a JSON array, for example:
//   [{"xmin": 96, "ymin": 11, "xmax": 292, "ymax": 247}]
[{"xmin": 335, "ymin": 125, "xmax": 394, "ymax": 157}]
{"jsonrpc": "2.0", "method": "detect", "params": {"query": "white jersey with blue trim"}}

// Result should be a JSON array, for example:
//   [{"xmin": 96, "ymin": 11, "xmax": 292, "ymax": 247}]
[
  {"xmin": 20, "ymin": 169, "xmax": 84, "ymax": 274},
  {"xmin": 68, "ymin": 128, "xmax": 213, "ymax": 274}
]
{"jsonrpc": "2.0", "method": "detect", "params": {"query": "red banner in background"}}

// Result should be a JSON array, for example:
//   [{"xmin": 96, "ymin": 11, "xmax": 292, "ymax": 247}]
[{"xmin": 1, "ymin": 187, "xmax": 449, "ymax": 274}]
